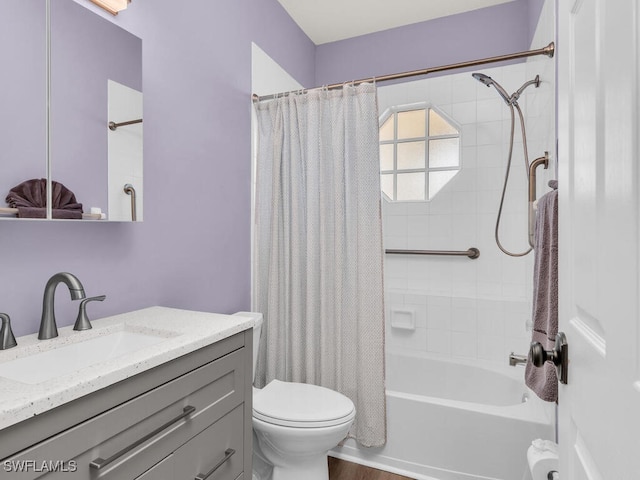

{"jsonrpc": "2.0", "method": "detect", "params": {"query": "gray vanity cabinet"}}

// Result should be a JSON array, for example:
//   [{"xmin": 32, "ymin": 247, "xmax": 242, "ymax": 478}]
[{"xmin": 0, "ymin": 330, "xmax": 253, "ymax": 480}]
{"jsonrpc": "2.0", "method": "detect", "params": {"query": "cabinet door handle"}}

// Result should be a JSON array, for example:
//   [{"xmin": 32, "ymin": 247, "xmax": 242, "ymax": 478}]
[
  {"xmin": 195, "ymin": 448, "xmax": 236, "ymax": 480},
  {"xmin": 90, "ymin": 405, "xmax": 196, "ymax": 470}
]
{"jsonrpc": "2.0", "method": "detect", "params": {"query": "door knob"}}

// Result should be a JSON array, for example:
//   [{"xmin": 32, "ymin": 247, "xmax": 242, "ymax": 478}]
[{"xmin": 529, "ymin": 332, "xmax": 568, "ymax": 384}]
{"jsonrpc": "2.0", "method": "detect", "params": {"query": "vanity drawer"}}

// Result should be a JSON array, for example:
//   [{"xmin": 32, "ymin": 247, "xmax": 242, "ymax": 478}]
[
  {"xmin": 6, "ymin": 348, "xmax": 245, "ymax": 480},
  {"xmin": 172, "ymin": 404, "xmax": 244, "ymax": 480}
]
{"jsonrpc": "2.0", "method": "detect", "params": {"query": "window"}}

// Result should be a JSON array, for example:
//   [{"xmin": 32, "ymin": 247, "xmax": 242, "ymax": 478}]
[{"xmin": 380, "ymin": 105, "xmax": 461, "ymax": 201}]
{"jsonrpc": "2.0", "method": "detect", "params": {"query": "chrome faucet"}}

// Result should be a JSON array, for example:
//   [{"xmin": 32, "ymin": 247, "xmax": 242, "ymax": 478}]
[
  {"xmin": 509, "ymin": 352, "xmax": 528, "ymax": 367},
  {"xmin": 38, "ymin": 273, "xmax": 86, "ymax": 340}
]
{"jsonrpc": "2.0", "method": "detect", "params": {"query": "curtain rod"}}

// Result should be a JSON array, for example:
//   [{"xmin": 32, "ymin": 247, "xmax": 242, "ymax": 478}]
[{"xmin": 252, "ymin": 41, "xmax": 554, "ymax": 102}]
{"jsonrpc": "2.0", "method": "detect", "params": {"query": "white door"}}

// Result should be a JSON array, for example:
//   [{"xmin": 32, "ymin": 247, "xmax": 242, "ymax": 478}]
[{"xmin": 557, "ymin": 0, "xmax": 640, "ymax": 478}]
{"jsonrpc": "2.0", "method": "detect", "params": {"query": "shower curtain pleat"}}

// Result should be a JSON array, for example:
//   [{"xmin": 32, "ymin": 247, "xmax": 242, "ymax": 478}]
[{"xmin": 253, "ymin": 84, "xmax": 387, "ymax": 447}]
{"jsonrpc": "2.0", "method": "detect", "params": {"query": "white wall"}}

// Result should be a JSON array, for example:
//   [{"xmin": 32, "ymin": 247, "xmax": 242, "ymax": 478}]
[{"xmin": 380, "ymin": 1, "xmax": 556, "ymax": 364}]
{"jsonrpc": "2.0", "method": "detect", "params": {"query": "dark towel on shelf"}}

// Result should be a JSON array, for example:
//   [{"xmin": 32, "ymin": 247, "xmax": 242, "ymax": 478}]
[
  {"xmin": 525, "ymin": 187, "xmax": 559, "ymax": 402},
  {"xmin": 5, "ymin": 179, "xmax": 83, "ymax": 219}
]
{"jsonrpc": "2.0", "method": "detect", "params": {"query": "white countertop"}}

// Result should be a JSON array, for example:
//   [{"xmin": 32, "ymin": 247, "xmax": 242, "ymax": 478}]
[{"xmin": 0, "ymin": 306, "xmax": 256, "ymax": 431}]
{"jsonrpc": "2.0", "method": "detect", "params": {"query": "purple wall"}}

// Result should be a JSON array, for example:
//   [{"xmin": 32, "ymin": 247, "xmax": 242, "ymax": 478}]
[
  {"xmin": 315, "ymin": 0, "xmax": 532, "ymax": 87},
  {"xmin": 2, "ymin": 0, "xmax": 314, "ymax": 337},
  {"xmin": 0, "ymin": 1, "xmax": 47, "ymax": 198}
]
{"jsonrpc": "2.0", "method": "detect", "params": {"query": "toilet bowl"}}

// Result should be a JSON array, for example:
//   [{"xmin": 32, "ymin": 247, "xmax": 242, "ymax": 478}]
[{"xmin": 234, "ymin": 312, "xmax": 356, "ymax": 480}]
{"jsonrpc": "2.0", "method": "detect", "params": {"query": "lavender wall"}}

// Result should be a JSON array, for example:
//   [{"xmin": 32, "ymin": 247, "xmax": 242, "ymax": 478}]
[
  {"xmin": 315, "ymin": 0, "xmax": 533, "ymax": 87},
  {"xmin": 2, "ymin": 0, "xmax": 314, "ymax": 336},
  {"xmin": 0, "ymin": 1, "xmax": 47, "ymax": 199}
]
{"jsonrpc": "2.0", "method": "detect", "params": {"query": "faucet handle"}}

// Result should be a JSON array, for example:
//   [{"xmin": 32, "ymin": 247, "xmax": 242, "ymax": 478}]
[
  {"xmin": 73, "ymin": 296, "xmax": 106, "ymax": 331},
  {"xmin": 0, "ymin": 313, "xmax": 17, "ymax": 350}
]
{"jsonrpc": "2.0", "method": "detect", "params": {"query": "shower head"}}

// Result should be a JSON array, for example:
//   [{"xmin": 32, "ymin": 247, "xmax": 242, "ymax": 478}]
[
  {"xmin": 471, "ymin": 72, "xmax": 512, "ymax": 105},
  {"xmin": 472, "ymin": 72, "xmax": 541, "ymax": 106},
  {"xmin": 471, "ymin": 72, "xmax": 493, "ymax": 86}
]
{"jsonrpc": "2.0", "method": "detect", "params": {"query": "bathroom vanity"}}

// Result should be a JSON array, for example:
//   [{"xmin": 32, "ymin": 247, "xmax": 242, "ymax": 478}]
[{"xmin": 0, "ymin": 307, "xmax": 254, "ymax": 479}]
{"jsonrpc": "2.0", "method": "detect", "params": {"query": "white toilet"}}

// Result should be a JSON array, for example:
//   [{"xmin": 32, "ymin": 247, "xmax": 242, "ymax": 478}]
[{"xmin": 234, "ymin": 312, "xmax": 356, "ymax": 480}]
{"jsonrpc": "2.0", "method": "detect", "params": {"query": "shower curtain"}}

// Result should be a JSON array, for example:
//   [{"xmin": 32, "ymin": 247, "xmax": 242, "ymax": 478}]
[{"xmin": 253, "ymin": 83, "xmax": 386, "ymax": 447}]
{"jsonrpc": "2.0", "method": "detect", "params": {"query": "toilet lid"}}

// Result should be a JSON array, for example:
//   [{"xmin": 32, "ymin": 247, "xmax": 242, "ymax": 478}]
[{"xmin": 253, "ymin": 380, "xmax": 355, "ymax": 428}]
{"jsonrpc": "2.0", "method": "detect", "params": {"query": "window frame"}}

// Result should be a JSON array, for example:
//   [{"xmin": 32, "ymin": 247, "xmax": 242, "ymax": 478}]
[{"xmin": 379, "ymin": 103, "xmax": 462, "ymax": 202}]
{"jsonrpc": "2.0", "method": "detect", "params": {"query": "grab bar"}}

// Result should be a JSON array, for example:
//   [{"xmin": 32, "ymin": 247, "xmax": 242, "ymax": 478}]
[
  {"xmin": 528, "ymin": 152, "xmax": 549, "ymax": 247},
  {"xmin": 109, "ymin": 118, "xmax": 143, "ymax": 131},
  {"xmin": 385, "ymin": 248, "xmax": 480, "ymax": 259},
  {"xmin": 124, "ymin": 184, "xmax": 137, "ymax": 221}
]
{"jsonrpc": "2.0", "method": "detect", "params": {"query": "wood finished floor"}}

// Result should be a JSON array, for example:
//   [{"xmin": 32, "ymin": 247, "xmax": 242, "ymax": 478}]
[{"xmin": 328, "ymin": 457, "xmax": 415, "ymax": 480}]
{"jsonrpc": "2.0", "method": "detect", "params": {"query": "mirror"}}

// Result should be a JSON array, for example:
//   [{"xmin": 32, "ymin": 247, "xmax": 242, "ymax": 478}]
[{"xmin": 0, "ymin": 0, "xmax": 142, "ymax": 221}]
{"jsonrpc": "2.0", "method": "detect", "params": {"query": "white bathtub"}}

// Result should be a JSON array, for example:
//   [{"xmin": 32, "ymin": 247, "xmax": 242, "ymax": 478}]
[{"xmin": 331, "ymin": 351, "xmax": 554, "ymax": 480}]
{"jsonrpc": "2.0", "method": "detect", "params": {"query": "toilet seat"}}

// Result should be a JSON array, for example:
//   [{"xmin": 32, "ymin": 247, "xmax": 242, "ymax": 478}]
[{"xmin": 253, "ymin": 380, "xmax": 355, "ymax": 428}]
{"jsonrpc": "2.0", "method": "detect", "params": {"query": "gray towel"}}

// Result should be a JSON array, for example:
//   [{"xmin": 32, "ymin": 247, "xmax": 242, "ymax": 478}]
[
  {"xmin": 525, "ymin": 187, "xmax": 558, "ymax": 402},
  {"xmin": 5, "ymin": 179, "xmax": 83, "ymax": 219}
]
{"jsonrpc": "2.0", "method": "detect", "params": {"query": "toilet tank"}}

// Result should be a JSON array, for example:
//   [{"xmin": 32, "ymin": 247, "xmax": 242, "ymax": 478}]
[{"xmin": 232, "ymin": 311, "xmax": 263, "ymax": 382}]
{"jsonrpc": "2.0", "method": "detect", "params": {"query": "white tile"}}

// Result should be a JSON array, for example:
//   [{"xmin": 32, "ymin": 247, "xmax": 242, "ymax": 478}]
[
  {"xmin": 383, "ymin": 235, "xmax": 408, "ymax": 249},
  {"xmin": 427, "ymin": 329, "xmax": 451, "ymax": 354},
  {"xmin": 477, "ymin": 144, "xmax": 503, "ymax": 168},
  {"xmin": 461, "ymin": 124, "xmax": 477, "ymax": 147},
  {"xmin": 451, "ymin": 331, "xmax": 477, "ymax": 358},
  {"xmin": 426, "ymin": 296, "xmax": 451, "ymax": 330},
  {"xmin": 451, "ymin": 191, "xmax": 476, "ymax": 215},
  {"xmin": 477, "ymin": 334, "xmax": 505, "ymax": 362},
  {"xmin": 407, "ymin": 215, "xmax": 429, "ymax": 237},
  {"xmin": 504, "ymin": 316, "xmax": 528, "ymax": 337},
  {"xmin": 476, "ymin": 121, "xmax": 502, "ymax": 146},
  {"xmin": 451, "ymin": 305, "xmax": 477, "ymax": 333},
  {"xmin": 404, "ymin": 303, "xmax": 427, "ymax": 328},
  {"xmin": 452, "ymin": 101, "xmax": 477, "ymax": 125},
  {"xmin": 383, "ymin": 200, "xmax": 408, "ymax": 216},
  {"xmin": 476, "ymin": 98, "xmax": 503, "ymax": 123},
  {"xmin": 452, "ymin": 76, "xmax": 477, "ymax": 103},
  {"xmin": 406, "ymin": 202, "xmax": 429, "ymax": 215},
  {"xmin": 388, "ymin": 327, "xmax": 428, "ymax": 352},
  {"xmin": 385, "ymin": 215, "xmax": 408, "ymax": 235}
]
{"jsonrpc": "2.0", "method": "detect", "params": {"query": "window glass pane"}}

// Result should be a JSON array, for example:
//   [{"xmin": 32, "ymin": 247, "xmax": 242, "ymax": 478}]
[
  {"xmin": 428, "ymin": 170, "xmax": 458, "ymax": 199},
  {"xmin": 380, "ymin": 116, "xmax": 395, "ymax": 141},
  {"xmin": 397, "ymin": 141, "xmax": 425, "ymax": 170},
  {"xmin": 397, "ymin": 172, "xmax": 425, "ymax": 201},
  {"xmin": 397, "ymin": 109, "xmax": 426, "ymax": 139},
  {"xmin": 381, "ymin": 173, "xmax": 395, "ymax": 200},
  {"xmin": 429, "ymin": 138, "xmax": 459, "ymax": 168},
  {"xmin": 429, "ymin": 109, "xmax": 458, "ymax": 136},
  {"xmin": 380, "ymin": 144, "xmax": 394, "ymax": 171}
]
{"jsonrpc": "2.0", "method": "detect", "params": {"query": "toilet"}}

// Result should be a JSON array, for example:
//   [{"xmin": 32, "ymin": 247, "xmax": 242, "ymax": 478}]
[{"xmin": 234, "ymin": 312, "xmax": 356, "ymax": 480}]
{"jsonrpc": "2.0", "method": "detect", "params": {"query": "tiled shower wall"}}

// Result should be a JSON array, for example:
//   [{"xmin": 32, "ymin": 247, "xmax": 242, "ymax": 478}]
[{"xmin": 381, "ymin": 0, "xmax": 556, "ymax": 364}]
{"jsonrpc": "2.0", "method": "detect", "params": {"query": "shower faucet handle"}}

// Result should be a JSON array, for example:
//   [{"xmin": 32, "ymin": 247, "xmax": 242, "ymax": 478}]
[
  {"xmin": 529, "ymin": 332, "xmax": 569, "ymax": 384},
  {"xmin": 73, "ymin": 295, "xmax": 106, "ymax": 331}
]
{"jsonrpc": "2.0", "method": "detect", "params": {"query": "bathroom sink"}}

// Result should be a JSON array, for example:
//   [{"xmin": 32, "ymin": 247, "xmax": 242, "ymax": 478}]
[{"xmin": 0, "ymin": 329, "xmax": 172, "ymax": 385}]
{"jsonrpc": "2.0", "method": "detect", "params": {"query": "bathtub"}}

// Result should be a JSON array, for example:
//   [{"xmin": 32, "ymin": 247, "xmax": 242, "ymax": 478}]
[{"xmin": 331, "ymin": 351, "xmax": 554, "ymax": 480}]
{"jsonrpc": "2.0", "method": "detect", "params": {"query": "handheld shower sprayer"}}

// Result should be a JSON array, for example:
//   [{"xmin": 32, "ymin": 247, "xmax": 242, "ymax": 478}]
[
  {"xmin": 471, "ymin": 73, "xmax": 512, "ymax": 104},
  {"xmin": 472, "ymin": 71, "xmax": 543, "ymax": 257},
  {"xmin": 472, "ymin": 73, "xmax": 540, "ymax": 106}
]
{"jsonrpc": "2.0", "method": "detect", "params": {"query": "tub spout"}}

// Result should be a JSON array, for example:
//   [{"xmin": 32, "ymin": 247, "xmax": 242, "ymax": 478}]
[{"xmin": 509, "ymin": 352, "xmax": 528, "ymax": 367}]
